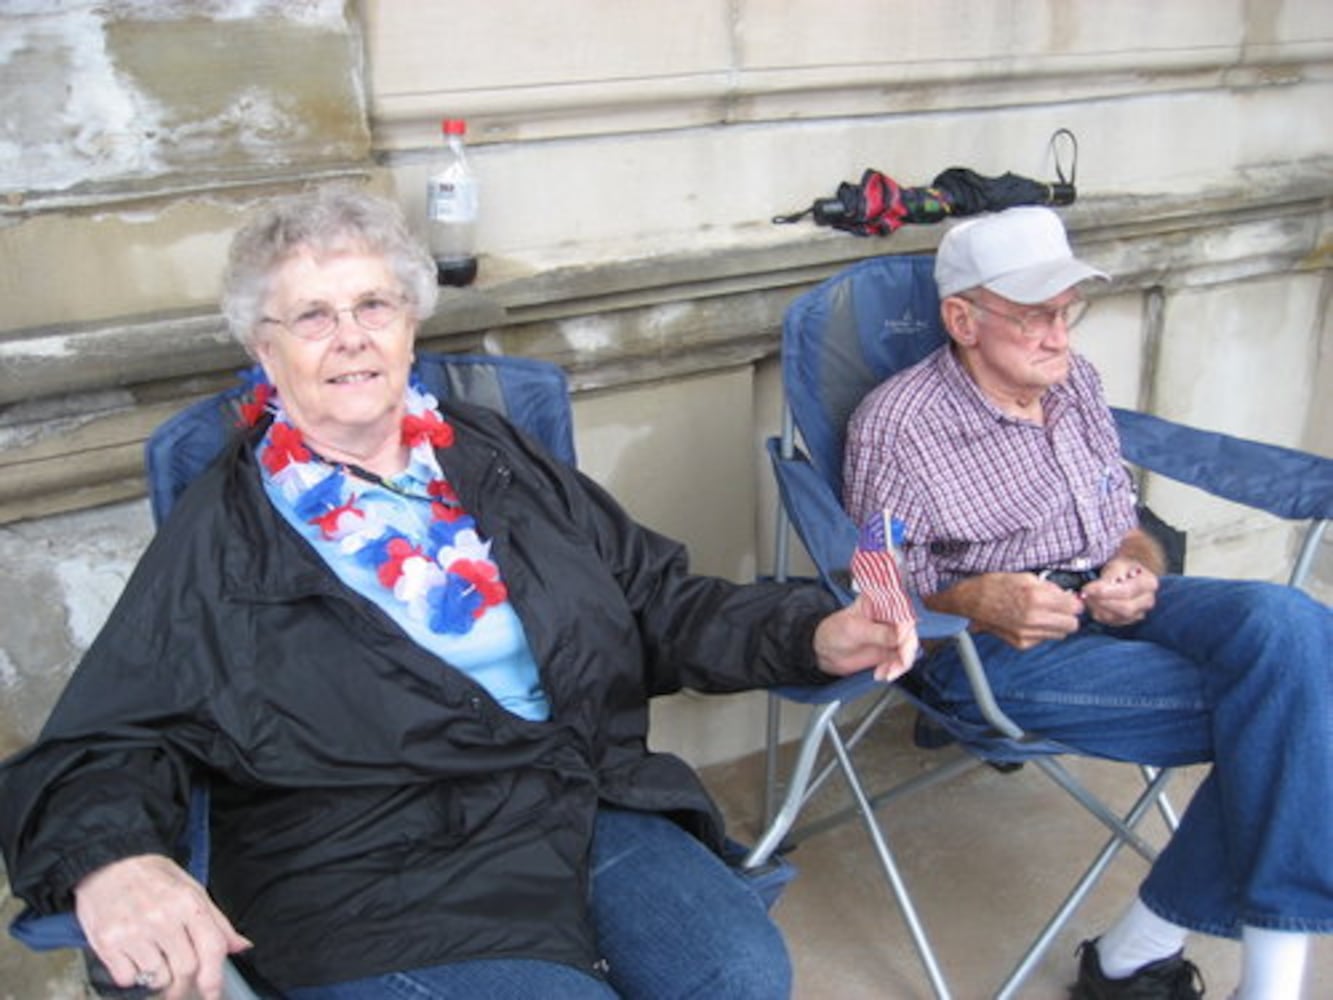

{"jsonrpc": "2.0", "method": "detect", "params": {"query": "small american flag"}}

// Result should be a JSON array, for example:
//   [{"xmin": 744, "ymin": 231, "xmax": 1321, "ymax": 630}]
[{"xmin": 850, "ymin": 512, "xmax": 916, "ymax": 625}]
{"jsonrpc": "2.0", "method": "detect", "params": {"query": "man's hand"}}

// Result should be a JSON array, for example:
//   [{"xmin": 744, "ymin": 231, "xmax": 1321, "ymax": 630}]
[
  {"xmin": 1080, "ymin": 556, "xmax": 1158, "ymax": 627},
  {"xmin": 814, "ymin": 595, "xmax": 919, "ymax": 682},
  {"xmin": 74, "ymin": 854, "xmax": 252, "ymax": 1000},
  {"xmin": 925, "ymin": 572, "xmax": 1083, "ymax": 650}
]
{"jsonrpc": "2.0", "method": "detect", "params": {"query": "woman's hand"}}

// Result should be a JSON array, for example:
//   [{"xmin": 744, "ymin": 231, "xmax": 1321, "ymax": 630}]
[
  {"xmin": 74, "ymin": 854, "xmax": 252, "ymax": 1000},
  {"xmin": 814, "ymin": 596, "xmax": 920, "ymax": 682}
]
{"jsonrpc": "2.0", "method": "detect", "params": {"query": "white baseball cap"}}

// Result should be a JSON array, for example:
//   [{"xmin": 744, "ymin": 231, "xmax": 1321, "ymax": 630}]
[{"xmin": 933, "ymin": 206, "xmax": 1108, "ymax": 304}]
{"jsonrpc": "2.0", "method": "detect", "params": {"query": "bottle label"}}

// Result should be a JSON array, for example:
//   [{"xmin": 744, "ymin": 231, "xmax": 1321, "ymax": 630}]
[{"xmin": 428, "ymin": 176, "xmax": 479, "ymax": 224}]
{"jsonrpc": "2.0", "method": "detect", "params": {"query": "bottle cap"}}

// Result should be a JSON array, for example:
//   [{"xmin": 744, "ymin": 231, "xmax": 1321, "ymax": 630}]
[{"xmin": 442, "ymin": 119, "xmax": 467, "ymax": 136}]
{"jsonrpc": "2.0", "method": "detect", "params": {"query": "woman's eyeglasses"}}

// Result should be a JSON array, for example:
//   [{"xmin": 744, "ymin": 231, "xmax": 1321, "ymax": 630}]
[
  {"xmin": 961, "ymin": 295, "xmax": 1090, "ymax": 340},
  {"xmin": 260, "ymin": 294, "xmax": 406, "ymax": 341}
]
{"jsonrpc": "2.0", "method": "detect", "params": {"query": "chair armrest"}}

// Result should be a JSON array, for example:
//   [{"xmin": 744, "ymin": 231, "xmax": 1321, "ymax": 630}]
[
  {"xmin": 1113, "ymin": 408, "xmax": 1333, "ymax": 522},
  {"xmin": 8, "ymin": 909, "xmax": 86, "ymax": 951},
  {"xmin": 825, "ymin": 567, "xmax": 969, "ymax": 641},
  {"xmin": 916, "ymin": 608, "xmax": 970, "ymax": 641}
]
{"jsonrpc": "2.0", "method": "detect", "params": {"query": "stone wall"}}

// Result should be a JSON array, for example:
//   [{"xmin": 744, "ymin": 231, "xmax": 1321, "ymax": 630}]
[{"xmin": 2, "ymin": 1, "xmax": 1331, "ymax": 994}]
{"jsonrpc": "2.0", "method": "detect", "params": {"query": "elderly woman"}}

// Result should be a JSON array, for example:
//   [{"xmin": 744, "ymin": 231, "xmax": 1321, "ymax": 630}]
[{"xmin": 0, "ymin": 187, "xmax": 915, "ymax": 1000}]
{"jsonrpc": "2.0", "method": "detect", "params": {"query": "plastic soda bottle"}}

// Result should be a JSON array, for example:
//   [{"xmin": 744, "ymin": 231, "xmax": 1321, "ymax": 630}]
[{"xmin": 427, "ymin": 118, "xmax": 479, "ymax": 287}]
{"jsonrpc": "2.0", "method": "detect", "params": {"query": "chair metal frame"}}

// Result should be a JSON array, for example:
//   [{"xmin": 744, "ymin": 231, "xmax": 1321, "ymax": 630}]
[
  {"xmin": 748, "ymin": 414, "xmax": 1174, "ymax": 1000},
  {"xmin": 741, "ymin": 254, "xmax": 1331, "ymax": 999}
]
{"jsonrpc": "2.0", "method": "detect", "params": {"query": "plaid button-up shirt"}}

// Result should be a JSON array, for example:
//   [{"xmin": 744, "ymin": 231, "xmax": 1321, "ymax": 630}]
[{"xmin": 844, "ymin": 346, "xmax": 1138, "ymax": 597}]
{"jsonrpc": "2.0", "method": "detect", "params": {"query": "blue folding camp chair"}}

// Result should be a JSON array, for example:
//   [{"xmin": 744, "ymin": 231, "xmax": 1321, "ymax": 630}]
[
  {"xmin": 741, "ymin": 255, "xmax": 1333, "ymax": 999},
  {"xmin": 10, "ymin": 352, "xmax": 793, "ymax": 998}
]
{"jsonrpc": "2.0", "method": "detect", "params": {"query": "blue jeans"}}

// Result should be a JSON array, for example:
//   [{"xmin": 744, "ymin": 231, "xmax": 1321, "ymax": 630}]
[
  {"xmin": 918, "ymin": 575, "xmax": 1333, "ymax": 938},
  {"xmin": 285, "ymin": 806, "xmax": 790, "ymax": 999}
]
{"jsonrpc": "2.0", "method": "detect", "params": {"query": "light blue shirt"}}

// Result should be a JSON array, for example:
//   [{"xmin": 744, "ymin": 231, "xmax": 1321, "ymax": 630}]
[{"xmin": 260, "ymin": 445, "xmax": 551, "ymax": 722}]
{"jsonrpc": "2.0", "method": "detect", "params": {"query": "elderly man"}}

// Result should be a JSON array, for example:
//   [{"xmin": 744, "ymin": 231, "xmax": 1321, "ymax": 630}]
[{"xmin": 845, "ymin": 207, "xmax": 1331, "ymax": 1000}]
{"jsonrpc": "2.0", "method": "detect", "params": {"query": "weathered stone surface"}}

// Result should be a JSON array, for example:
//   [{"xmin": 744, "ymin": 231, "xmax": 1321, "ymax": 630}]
[
  {"xmin": 0, "ymin": 500, "xmax": 153, "ymax": 755},
  {"xmin": 1, "ymin": 1, "xmax": 366, "ymax": 199}
]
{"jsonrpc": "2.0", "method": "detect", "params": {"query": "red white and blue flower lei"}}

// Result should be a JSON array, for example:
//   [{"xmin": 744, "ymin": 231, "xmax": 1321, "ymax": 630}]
[{"xmin": 246, "ymin": 373, "xmax": 508, "ymax": 636}]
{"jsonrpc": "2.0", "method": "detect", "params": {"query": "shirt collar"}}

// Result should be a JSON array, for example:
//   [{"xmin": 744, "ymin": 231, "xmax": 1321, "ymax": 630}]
[
  {"xmin": 390, "ymin": 441, "xmax": 445, "ymax": 497},
  {"xmin": 937, "ymin": 345, "xmax": 1076, "ymax": 436}
]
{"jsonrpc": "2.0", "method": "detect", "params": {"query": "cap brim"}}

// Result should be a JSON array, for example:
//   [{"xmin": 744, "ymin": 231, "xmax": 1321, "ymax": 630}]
[{"xmin": 984, "ymin": 259, "xmax": 1108, "ymax": 304}]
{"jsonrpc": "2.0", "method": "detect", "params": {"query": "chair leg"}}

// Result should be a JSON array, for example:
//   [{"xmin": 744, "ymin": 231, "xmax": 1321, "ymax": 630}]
[
  {"xmin": 789, "ymin": 749, "xmax": 981, "ymax": 846},
  {"xmin": 745, "ymin": 701, "xmax": 844, "ymax": 869},
  {"xmin": 992, "ymin": 766, "xmax": 1175, "ymax": 1000},
  {"xmin": 827, "ymin": 725, "xmax": 952, "ymax": 1000},
  {"xmin": 758, "ymin": 687, "xmax": 903, "ymax": 848},
  {"xmin": 744, "ymin": 697, "xmax": 952, "ymax": 998},
  {"xmin": 751, "ymin": 700, "xmax": 1179, "ymax": 999},
  {"xmin": 762, "ymin": 692, "xmax": 783, "ymax": 828},
  {"xmin": 1289, "ymin": 519, "xmax": 1327, "ymax": 591},
  {"xmin": 1031, "ymin": 757, "xmax": 1162, "ymax": 863},
  {"xmin": 1141, "ymin": 765, "xmax": 1178, "ymax": 832},
  {"xmin": 223, "ymin": 959, "xmax": 262, "ymax": 1000}
]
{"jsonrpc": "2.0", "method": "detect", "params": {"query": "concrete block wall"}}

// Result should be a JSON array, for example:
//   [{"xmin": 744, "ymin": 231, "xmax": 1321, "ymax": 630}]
[{"xmin": 1, "ymin": 2, "xmax": 1330, "ymax": 993}]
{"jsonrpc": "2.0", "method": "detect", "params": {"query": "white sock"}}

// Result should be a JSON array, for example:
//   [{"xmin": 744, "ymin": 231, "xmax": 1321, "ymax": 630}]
[
  {"xmin": 1097, "ymin": 897, "xmax": 1190, "ymax": 979},
  {"xmin": 1234, "ymin": 926, "xmax": 1309, "ymax": 1000}
]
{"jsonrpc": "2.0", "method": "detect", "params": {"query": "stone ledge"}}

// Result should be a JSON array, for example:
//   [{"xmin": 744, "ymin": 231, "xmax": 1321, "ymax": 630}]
[
  {"xmin": 4, "ymin": 159, "xmax": 1329, "ymax": 405},
  {"xmin": 0, "ymin": 164, "xmax": 373, "ymax": 221},
  {"xmin": 1, "ymin": 170, "xmax": 1329, "ymax": 526}
]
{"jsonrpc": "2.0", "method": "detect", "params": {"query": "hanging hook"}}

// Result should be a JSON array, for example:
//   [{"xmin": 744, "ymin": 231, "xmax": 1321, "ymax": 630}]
[
  {"xmin": 1046, "ymin": 128, "xmax": 1078, "ymax": 205},
  {"xmin": 1049, "ymin": 128, "xmax": 1078, "ymax": 186}
]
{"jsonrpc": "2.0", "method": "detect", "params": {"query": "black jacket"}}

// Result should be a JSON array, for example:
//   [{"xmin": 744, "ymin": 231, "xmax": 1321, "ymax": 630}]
[{"xmin": 0, "ymin": 399, "xmax": 837, "ymax": 989}]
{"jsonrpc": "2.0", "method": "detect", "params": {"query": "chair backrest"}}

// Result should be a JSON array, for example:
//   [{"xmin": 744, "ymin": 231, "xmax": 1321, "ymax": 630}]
[
  {"xmin": 782, "ymin": 254, "xmax": 946, "ymax": 492},
  {"xmin": 145, "ymin": 353, "xmax": 576, "ymax": 525},
  {"xmin": 781, "ymin": 255, "xmax": 1333, "ymax": 587},
  {"xmin": 771, "ymin": 256, "xmax": 1071, "ymax": 762}
]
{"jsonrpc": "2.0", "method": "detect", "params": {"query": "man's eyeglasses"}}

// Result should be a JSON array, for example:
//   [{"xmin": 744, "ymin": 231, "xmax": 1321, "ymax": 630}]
[
  {"xmin": 260, "ymin": 294, "xmax": 406, "ymax": 341},
  {"xmin": 961, "ymin": 295, "xmax": 1090, "ymax": 340}
]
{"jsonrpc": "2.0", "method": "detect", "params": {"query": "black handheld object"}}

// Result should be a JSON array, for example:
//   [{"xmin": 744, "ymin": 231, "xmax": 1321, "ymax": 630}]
[{"xmin": 774, "ymin": 128, "xmax": 1080, "ymax": 233}]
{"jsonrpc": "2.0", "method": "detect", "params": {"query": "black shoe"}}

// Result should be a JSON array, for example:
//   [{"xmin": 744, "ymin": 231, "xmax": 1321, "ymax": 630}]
[
  {"xmin": 1069, "ymin": 939, "xmax": 1205, "ymax": 999},
  {"xmin": 912, "ymin": 710, "xmax": 956, "ymax": 749}
]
